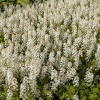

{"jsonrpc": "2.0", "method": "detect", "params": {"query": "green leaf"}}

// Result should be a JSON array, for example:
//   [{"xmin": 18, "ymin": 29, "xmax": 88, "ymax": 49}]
[
  {"xmin": 17, "ymin": 0, "xmax": 30, "ymax": 4},
  {"xmin": 92, "ymin": 88, "xmax": 99, "ymax": 94},
  {"xmin": 60, "ymin": 93, "xmax": 69, "ymax": 100},
  {"xmin": 66, "ymin": 86, "xmax": 75, "ymax": 95},
  {"xmin": 0, "ymin": 0, "xmax": 5, "ymax": 2},
  {"xmin": 46, "ymin": 97, "xmax": 52, "ymax": 100},
  {"xmin": 89, "ymin": 94, "xmax": 96, "ymax": 99},
  {"xmin": 82, "ymin": 81, "xmax": 86, "ymax": 87},
  {"xmin": 9, "ymin": 0, "xmax": 15, "ymax": 1},
  {"xmin": 70, "ymin": 87, "xmax": 75, "ymax": 94},
  {"xmin": 82, "ymin": 96, "xmax": 87, "ymax": 100},
  {"xmin": 43, "ymin": 90, "xmax": 50, "ymax": 94},
  {"xmin": 12, "ymin": 97, "xmax": 19, "ymax": 100},
  {"xmin": 80, "ymin": 90, "xmax": 84, "ymax": 96},
  {"xmin": 2, "ymin": 2, "xmax": 14, "ymax": 4}
]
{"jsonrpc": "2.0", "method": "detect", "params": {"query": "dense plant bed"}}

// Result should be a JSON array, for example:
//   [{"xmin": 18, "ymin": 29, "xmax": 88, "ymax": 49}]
[{"xmin": 0, "ymin": 0, "xmax": 100, "ymax": 100}]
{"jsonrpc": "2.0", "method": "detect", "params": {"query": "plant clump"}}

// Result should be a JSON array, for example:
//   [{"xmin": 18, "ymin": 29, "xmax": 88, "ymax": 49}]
[{"xmin": 0, "ymin": 0, "xmax": 100, "ymax": 99}]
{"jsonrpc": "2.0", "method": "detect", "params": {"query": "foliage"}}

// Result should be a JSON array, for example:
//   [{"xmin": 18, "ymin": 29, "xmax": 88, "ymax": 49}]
[{"xmin": 0, "ymin": 0, "xmax": 100, "ymax": 100}]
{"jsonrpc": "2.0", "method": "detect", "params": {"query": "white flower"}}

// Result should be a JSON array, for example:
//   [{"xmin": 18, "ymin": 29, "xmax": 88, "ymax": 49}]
[
  {"xmin": 0, "ymin": 43, "xmax": 4, "ymax": 50},
  {"xmin": 67, "ymin": 62, "xmax": 72, "ymax": 69},
  {"xmin": 6, "ymin": 69, "xmax": 13, "ymax": 85},
  {"xmin": 45, "ymin": 34, "xmax": 50, "ymax": 44},
  {"xmin": 0, "ymin": 0, "xmax": 100, "ymax": 99},
  {"xmin": 95, "ymin": 44, "xmax": 100, "ymax": 69},
  {"xmin": 73, "ymin": 94, "xmax": 79, "ymax": 100},
  {"xmin": 10, "ymin": 77, "xmax": 18, "ymax": 91},
  {"xmin": 84, "ymin": 69, "xmax": 94, "ymax": 86},
  {"xmin": 51, "ymin": 69, "xmax": 57, "ymax": 80},
  {"xmin": 67, "ymin": 35, "xmax": 72, "ymax": 46},
  {"xmin": 41, "ymin": 66, "xmax": 48, "ymax": 77},
  {"xmin": 49, "ymin": 51, "xmax": 55, "ymax": 63},
  {"xmin": 74, "ymin": 54, "xmax": 80, "ymax": 68},
  {"xmin": 73, "ymin": 76, "xmax": 79, "ymax": 87},
  {"xmin": 20, "ymin": 83, "xmax": 28, "ymax": 99},
  {"xmin": 65, "ymin": 68, "xmax": 76, "ymax": 80},
  {"xmin": 60, "ymin": 56, "xmax": 66, "ymax": 67},
  {"xmin": 7, "ymin": 89, "xmax": 13, "ymax": 100}
]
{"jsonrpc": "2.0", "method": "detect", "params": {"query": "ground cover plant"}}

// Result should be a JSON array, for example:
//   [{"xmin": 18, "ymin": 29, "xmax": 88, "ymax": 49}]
[
  {"xmin": 0, "ymin": 0, "xmax": 100, "ymax": 100},
  {"xmin": 0, "ymin": 0, "xmax": 42, "ymax": 7}
]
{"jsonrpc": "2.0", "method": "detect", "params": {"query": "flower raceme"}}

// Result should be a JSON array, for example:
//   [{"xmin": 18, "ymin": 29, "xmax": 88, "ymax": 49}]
[{"xmin": 0, "ymin": 0, "xmax": 100, "ymax": 99}]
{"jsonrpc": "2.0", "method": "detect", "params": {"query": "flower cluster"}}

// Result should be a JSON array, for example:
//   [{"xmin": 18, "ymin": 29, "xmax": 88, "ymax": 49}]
[
  {"xmin": 84, "ymin": 68, "xmax": 94, "ymax": 86},
  {"xmin": 0, "ymin": 0, "xmax": 100, "ymax": 99}
]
